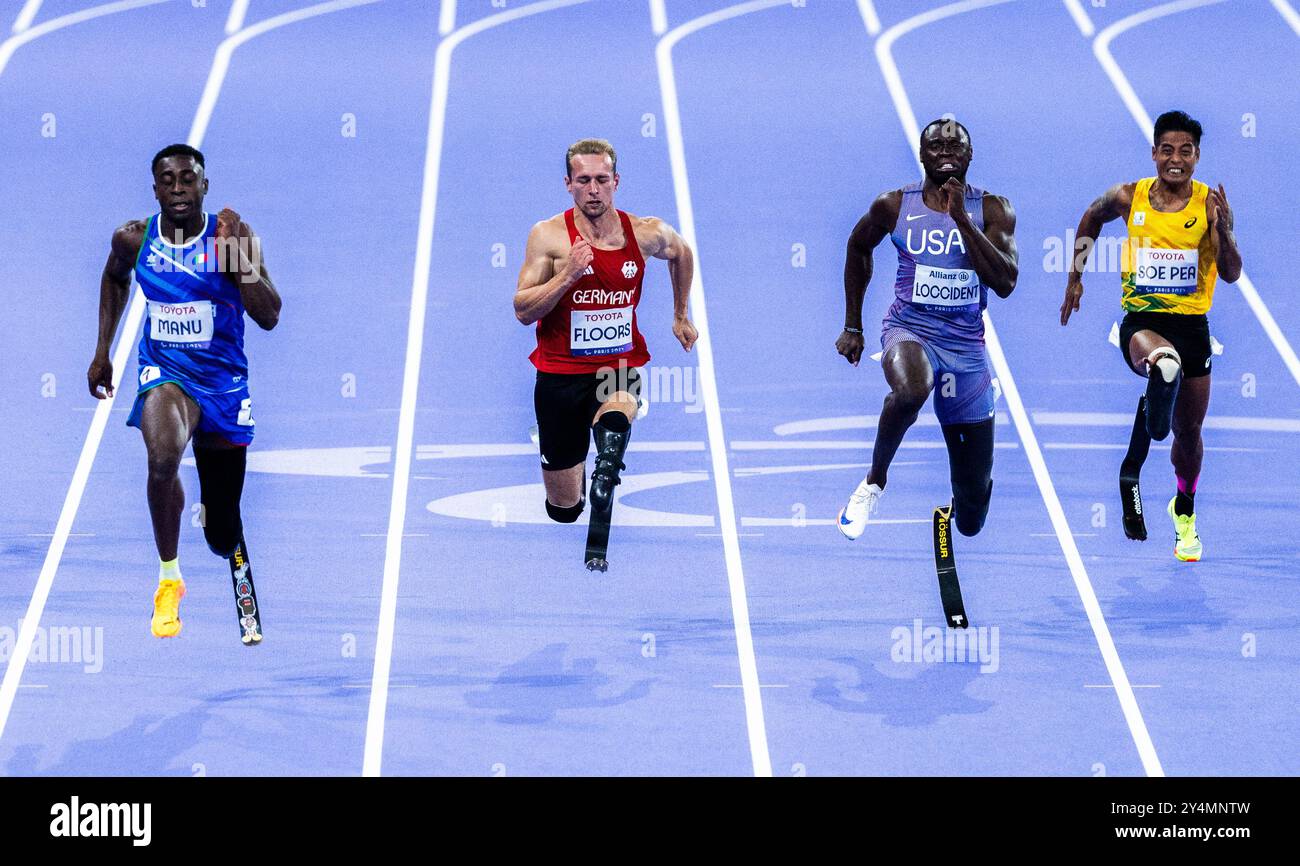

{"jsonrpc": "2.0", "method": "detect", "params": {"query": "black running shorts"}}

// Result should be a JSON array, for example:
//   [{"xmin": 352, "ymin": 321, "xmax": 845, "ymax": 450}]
[
  {"xmin": 1118, "ymin": 310, "xmax": 1212, "ymax": 379},
  {"xmin": 534, "ymin": 365, "xmax": 642, "ymax": 471}
]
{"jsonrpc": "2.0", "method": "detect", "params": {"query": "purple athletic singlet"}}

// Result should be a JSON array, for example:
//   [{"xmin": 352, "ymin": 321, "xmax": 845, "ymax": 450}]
[{"xmin": 880, "ymin": 180, "xmax": 995, "ymax": 425}]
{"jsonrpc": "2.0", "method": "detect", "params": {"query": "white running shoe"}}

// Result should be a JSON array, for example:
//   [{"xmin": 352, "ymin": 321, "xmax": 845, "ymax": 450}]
[{"xmin": 837, "ymin": 479, "xmax": 883, "ymax": 540}]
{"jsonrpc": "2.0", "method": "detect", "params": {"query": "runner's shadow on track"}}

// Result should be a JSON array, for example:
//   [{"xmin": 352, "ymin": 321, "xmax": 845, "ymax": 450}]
[
  {"xmin": 812, "ymin": 657, "xmax": 992, "ymax": 727},
  {"xmin": 5, "ymin": 707, "xmax": 210, "ymax": 776},
  {"xmin": 1056, "ymin": 569, "xmax": 1229, "ymax": 637},
  {"xmin": 464, "ymin": 643, "xmax": 655, "ymax": 725}
]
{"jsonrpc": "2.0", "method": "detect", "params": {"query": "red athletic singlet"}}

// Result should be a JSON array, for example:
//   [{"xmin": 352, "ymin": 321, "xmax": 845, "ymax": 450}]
[{"xmin": 529, "ymin": 208, "xmax": 650, "ymax": 374}]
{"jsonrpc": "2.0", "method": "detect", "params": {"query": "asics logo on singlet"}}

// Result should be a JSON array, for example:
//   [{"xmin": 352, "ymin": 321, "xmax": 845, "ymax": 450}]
[
  {"xmin": 621, "ymin": 260, "xmax": 637, "ymax": 279},
  {"xmin": 1184, "ymin": 217, "xmax": 1198, "ymax": 228}
]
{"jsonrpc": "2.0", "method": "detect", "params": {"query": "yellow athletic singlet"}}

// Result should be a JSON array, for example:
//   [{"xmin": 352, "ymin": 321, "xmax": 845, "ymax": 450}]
[{"xmin": 1121, "ymin": 177, "xmax": 1217, "ymax": 314}]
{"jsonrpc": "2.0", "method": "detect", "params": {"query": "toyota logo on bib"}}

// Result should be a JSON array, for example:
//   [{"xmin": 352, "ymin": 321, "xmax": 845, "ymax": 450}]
[{"xmin": 622, "ymin": 260, "xmax": 638, "ymax": 279}]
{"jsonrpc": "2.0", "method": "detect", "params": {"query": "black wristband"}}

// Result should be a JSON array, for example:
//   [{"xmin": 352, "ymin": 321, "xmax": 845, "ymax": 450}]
[{"xmin": 843, "ymin": 327, "xmax": 863, "ymax": 334}]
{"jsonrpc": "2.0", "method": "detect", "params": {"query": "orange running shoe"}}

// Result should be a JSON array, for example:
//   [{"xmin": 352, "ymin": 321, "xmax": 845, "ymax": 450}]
[{"xmin": 151, "ymin": 578, "xmax": 186, "ymax": 637}]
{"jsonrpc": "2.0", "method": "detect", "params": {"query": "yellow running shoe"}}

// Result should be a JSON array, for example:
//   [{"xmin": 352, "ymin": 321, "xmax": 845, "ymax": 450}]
[
  {"xmin": 151, "ymin": 578, "xmax": 186, "ymax": 637},
  {"xmin": 1167, "ymin": 497, "xmax": 1202, "ymax": 562}
]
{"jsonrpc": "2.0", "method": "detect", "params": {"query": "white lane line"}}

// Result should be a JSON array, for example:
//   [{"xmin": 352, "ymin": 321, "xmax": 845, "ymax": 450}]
[
  {"xmin": 741, "ymin": 517, "xmax": 928, "ymax": 527},
  {"xmin": 1271, "ymin": 0, "xmax": 1300, "ymax": 35},
  {"xmin": 1034, "ymin": 412, "xmax": 1300, "ymax": 433},
  {"xmin": 225, "ymin": 0, "xmax": 250, "ymax": 34},
  {"xmin": 648, "ymin": 0, "xmax": 666, "ymax": 35},
  {"xmin": 776, "ymin": 414, "xmax": 1013, "ymax": 434},
  {"xmin": 12, "ymin": 0, "xmax": 43, "ymax": 34},
  {"xmin": 439, "ymin": 0, "xmax": 455, "ymax": 35},
  {"xmin": 363, "ymin": 0, "xmax": 596, "ymax": 779},
  {"xmin": 1090, "ymin": 0, "xmax": 1300, "ymax": 389},
  {"xmin": 866, "ymin": 0, "xmax": 1164, "ymax": 777},
  {"xmin": 1044, "ymin": 443, "xmax": 1266, "ymax": 452},
  {"xmin": 856, "ymin": 0, "xmax": 881, "ymax": 35},
  {"xmin": 1061, "ymin": 0, "xmax": 1094, "ymax": 37},
  {"xmin": 0, "ymin": 0, "xmax": 389, "ymax": 751},
  {"xmin": 0, "ymin": 0, "xmax": 172, "ymax": 79},
  {"xmin": 656, "ymin": 0, "xmax": 793, "ymax": 779},
  {"xmin": 192, "ymin": 0, "xmax": 382, "ymax": 148},
  {"xmin": 732, "ymin": 440, "xmax": 1021, "ymax": 450}
]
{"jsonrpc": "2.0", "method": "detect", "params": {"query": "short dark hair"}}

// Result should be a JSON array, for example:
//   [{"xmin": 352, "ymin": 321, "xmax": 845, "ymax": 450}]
[
  {"xmin": 920, "ymin": 117, "xmax": 970, "ymax": 146},
  {"xmin": 1153, "ymin": 110, "xmax": 1201, "ymax": 146},
  {"xmin": 151, "ymin": 144, "xmax": 205, "ymax": 175}
]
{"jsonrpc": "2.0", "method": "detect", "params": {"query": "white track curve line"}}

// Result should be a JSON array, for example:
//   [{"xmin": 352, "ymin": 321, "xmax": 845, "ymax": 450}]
[
  {"xmin": 191, "ymin": 0, "xmax": 383, "ymax": 147},
  {"xmin": 363, "ymin": 0, "xmax": 597, "ymax": 779},
  {"xmin": 868, "ymin": 0, "xmax": 1165, "ymax": 776},
  {"xmin": 649, "ymin": 0, "xmax": 666, "ymax": 35},
  {"xmin": 1061, "ymin": 0, "xmax": 1094, "ymax": 37},
  {"xmin": 0, "ymin": 0, "xmax": 172, "ymax": 79},
  {"xmin": 12, "ymin": 0, "xmax": 43, "ymax": 34},
  {"xmin": 1092, "ymin": 0, "xmax": 1300, "ymax": 388},
  {"xmin": 657, "ymin": 0, "xmax": 791, "ymax": 779},
  {"xmin": 1270, "ymin": 0, "xmax": 1300, "ymax": 36},
  {"xmin": 0, "ymin": 0, "xmax": 387, "ymax": 752},
  {"xmin": 226, "ymin": 0, "xmax": 250, "ymax": 34}
]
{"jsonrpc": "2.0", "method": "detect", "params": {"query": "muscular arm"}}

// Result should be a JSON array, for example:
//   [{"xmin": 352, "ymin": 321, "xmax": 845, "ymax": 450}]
[
  {"xmin": 217, "ymin": 209, "xmax": 280, "ymax": 331},
  {"xmin": 1207, "ymin": 183, "xmax": 1242, "ymax": 283},
  {"xmin": 514, "ymin": 220, "xmax": 586, "ymax": 326},
  {"xmin": 1062, "ymin": 182, "xmax": 1133, "ymax": 324},
  {"xmin": 844, "ymin": 191, "xmax": 900, "ymax": 330},
  {"xmin": 641, "ymin": 216, "xmax": 698, "ymax": 352},
  {"xmin": 838, "ymin": 191, "xmax": 898, "ymax": 365},
  {"xmin": 956, "ymin": 192, "xmax": 1018, "ymax": 298},
  {"xmin": 88, "ymin": 221, "xmax": 144, "ymax": 397}
]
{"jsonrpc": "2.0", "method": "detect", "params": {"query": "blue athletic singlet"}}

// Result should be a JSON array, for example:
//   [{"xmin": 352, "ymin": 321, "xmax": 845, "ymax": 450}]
[
  {"xmin": 126, "ymin": 213, "xmax": 255, "ymax": 444},
  {"xmin": 880, "ymin": 181, "xmax": 995, "ymax": 425}
]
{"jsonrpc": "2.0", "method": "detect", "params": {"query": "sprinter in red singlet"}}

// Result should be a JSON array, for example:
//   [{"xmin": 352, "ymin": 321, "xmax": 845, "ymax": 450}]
[{"xmin": 514, "ymin": 138, "xmax": 697, "ymax": 550}]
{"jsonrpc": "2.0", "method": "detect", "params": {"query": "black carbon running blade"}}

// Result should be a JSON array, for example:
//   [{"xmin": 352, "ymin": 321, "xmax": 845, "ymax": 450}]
[
  {"xmin": 229, "ymin": 538, "xmax": 263, "ymax": 645},
  {"xmin": 934, "ymin": 502, "xmax": 969, "ymax": 629}
]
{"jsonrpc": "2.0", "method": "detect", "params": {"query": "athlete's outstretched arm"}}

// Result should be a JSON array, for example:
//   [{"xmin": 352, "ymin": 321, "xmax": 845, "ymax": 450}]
[
  {"xmin": 839, "ymin": 191, "xmax": 899, "ymax": 366},
  {"xmin": 514, "ymin": 220, "xmax": 591, "ymax": 326},
  {"xmin": 1207, "ymin": 183, "xmax": 1242, "ymax": 283},
  {"xmin": 88, "ymin": 221, "xmax": 145, "ymax": 398},
  {"xmin": 941, "ymin": 179, "xmax": 1017, "ymax": 298},
  {"xmin": 216, "ymin": 208, "xmax": 280, "ymax": 331},
  {"xmin": 643, "ymin": 217, "xmax": 697, "ymax": 352},
  {"xmin": 1062, "ymin": 182, "xmax": 1133, "ymax": 325}
]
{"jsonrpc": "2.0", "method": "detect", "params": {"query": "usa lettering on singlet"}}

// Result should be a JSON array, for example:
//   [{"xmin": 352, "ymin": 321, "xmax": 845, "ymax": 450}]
[
  {"xmin": 530, "ymin": 209, "xmax": 651, "ymax": 374},
  {"xmin": 884, "ymin": 181, "xmax": 990, "ymax": 345},
  {"xmin": 133, "ymin": 213, "xmax": 249, "ymax": 392},
  {"xmin": 1121, "ymin": 177, "xmax": 1217, "ymax": 314}
]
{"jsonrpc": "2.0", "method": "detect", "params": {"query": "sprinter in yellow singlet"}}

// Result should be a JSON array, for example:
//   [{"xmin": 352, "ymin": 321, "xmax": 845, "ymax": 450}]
[{"xmin": 1060, "ymin": 111, "xmax": 1242, "ymax": 562}]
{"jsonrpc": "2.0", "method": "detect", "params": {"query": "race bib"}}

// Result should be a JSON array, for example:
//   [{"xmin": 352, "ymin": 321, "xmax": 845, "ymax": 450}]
[
  {"xmin": 911, "ymin": 264, "xmax": 981, "ymax": 308},
  {"xmin": 149, "ymin": 300, "xmax": 214, "ymax": 348},
  {"xmin": 571, "ymin": 306, "xmax": 633, "ymax": 357},
  {"xmin": 1134, "ymin": 246, "xmax": 1198, "ymax": 295}
]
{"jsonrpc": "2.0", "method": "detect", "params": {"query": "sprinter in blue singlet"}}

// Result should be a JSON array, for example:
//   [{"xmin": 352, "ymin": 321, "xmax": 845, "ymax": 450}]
[
  {"xmin": 835, "ymin": 119, "xmax": 1018, "ymax": 542},
  {"xmin": 88, "ymin": 144, "xmax": 281, "ymax": 640}
]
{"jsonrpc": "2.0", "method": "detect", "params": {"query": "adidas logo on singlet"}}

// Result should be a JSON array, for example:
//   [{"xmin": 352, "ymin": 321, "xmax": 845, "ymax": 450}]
[{"xmin": 583, "ymin": 265, "xmax": 594, "ymax": 275}]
